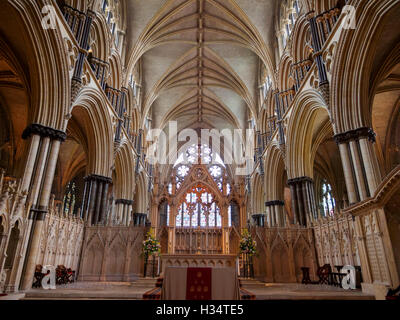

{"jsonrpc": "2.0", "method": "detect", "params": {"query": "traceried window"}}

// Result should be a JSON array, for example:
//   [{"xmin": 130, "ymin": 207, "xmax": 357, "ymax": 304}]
[
  {"xmin": 166, "ymin": 204, "xmax": 170, "ymax": 226},
  {"xmin": 209, "ymin": 164, "xmax": 224, "ymax": 192},
  {"xmin": 168, "ymin": 183, "xmax": 173, "ymax": 195},
  {"xmin": 174, "ymin": 144, "xmax": 226, "ymax": 190},
  {"xmin": 279, "ymin": 0, "xmax": 300, "ymax": 50},
  {"xmin": 174, "ymin": 144, "xmax": 225, "ymax": 167},
  {"xmin": 175, "ymin": 185, "xmax": 222, "ymax": 228},
  {"xmin": 320, "ymin": 180, "xmax": 335, "ymax": 217},
  {"xmin": 63, "ymin": 181, "xmax": 77, "ymax": 215},
  {"xmin": 262, "ymin": 76, "xmax": 272, "ymax": 100},
  {"xmin": 226, "ymin": 183, "xmax": 231, "ymax": 195},
  {"xmin": 102, "ymin": 0, "xmax": 120, "ymax": 41}
]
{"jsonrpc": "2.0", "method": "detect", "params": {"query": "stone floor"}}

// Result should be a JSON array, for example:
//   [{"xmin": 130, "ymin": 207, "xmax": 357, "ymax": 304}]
[
  {"xmin": 240, "ymin": 281, "xmax": 374, "ymax": 300},
  {"xmin": 0, "ymin": 279, "xmax": 375, "ymax": 300}
]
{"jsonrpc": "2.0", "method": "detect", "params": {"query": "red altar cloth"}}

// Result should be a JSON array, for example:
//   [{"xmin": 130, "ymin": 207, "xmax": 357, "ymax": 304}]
[
  {"xmin": 162, "ymin": 266, "xmax": 239, "ymax": 300},
  {"xmin": 186, "ymin": 268, "xmax": 212, "ymax": 300}
]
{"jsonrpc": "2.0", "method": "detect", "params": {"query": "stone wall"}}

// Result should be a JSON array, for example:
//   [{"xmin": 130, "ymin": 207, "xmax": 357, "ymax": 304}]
[
  {"xmin": 0, "ymin": 170, "xmax": 27, "ymax": 292},
  {"xmin": 251, "ymin": 226, "xmax": 318, "ymax": 283},
  {"xmin": 313, "ymin": 212, "xmax": 360, "ymax": 269},
  {"xmin": 37, "ymin": 195, "xmax": 84, "ymax": 272},
  {"xmin": 78, "ymin": 226, "xmax": 146, "ymax": 281}
]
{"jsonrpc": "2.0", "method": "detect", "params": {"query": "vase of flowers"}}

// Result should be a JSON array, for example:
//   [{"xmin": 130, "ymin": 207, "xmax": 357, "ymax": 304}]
[
  {"xmin": 142, "ymin": 230, "xmax": 161, "ymax": 278},
  {"xmin": 239, "ymin": 229, "xmax": 257, "ymax": 278}
]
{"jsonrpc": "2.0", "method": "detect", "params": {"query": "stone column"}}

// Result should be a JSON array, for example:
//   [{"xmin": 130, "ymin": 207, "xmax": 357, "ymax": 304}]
[
  {"xmin": 20, "ymin": 124, "xmax": 66, "ymax": 291},
  {"xmin": 307, "ymin": 12, "xmax": 327, "ymax": 83},
  {"xmin": 115, "ymin": 199, "xmax": 134, "ymax": 226},
  {"xmin": 265, "ymin": 200, "xmax": 285, "ymax": 227},
  {"xmin": 150, "ymin": 202, "xmax": 159, "ymax": 228},
  {"xmin": 82, "ymin": 175, "xmax": 112, "ymax": 226},
  {"xmin": 334, "ymin": 128, "xmax": 400, "ymax": 297},
  {"xmin": 274, "ymin": 91, "xmax": 286, "ymax": 146},
  {"xmin": 287, "ymin": 177, "xmax": 317, "ymax": 227},
  {"xmin": 71, "ymin": 10, "xmax": 95, "ymax": 101},
  {"xmin": 93, "ymin": 181, "xmax": 103, "ymax": 225},
  {"xmin": 168, "ymin": 204, "xmax": 176, "ymax": 254},
  {"xmin": 334, "ymin": 127, "xmax": 379, "ymax": 202},
  {"xmin": 99, "ymin": 181, "xmax": 110, "ymax": 224},
  {"xmin": 239, "ymin": 201, "xmax": 247, "ymax": 229},
  {"xmin": 86, "ymin": 179, "xmax": 98, "ymax": 224},
  {"xmin": 221, "ymin": 206, "xmax": 229, "ymax": 254}
]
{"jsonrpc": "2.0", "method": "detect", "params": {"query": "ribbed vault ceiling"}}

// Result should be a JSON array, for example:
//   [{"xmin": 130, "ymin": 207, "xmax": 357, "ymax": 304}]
[{"xmin": 126, "ymin": 0, "xmax": 276, "ymax": 132}]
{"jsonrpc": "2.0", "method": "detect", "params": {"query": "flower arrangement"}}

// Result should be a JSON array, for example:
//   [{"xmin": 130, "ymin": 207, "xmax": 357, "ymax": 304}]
[
  {"xmin": 142, "ymin": 230, "xmax": 161, "ymax": 256},
  {"xmin": 239, "ymin": 229, "xmax": 257, "ymax": 256}
]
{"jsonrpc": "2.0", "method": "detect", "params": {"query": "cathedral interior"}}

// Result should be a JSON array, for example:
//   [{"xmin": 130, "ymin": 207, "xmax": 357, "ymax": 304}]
[{"xmin": 0, "ymin": 0, "xmax": 400, "ymax": 301}]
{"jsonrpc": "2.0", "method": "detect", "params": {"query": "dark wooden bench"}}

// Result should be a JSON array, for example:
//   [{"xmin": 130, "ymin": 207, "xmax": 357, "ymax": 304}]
[
  {"xmin": 386, "ymin": 285, "xmax": 400, "ymax": 300},
  {"xmin": 32, "ymin": 264, "xmax": 76, "ymax": 288},
  {"xmin": 301, "ymin": 264, "xmax": 348, "ymax": 287}
]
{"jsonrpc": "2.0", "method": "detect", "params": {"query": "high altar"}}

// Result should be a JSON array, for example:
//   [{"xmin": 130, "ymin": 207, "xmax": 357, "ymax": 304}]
[
  {"xmin": 150, "ymin": 144, "xmax": 246, "ymax": 261},
  {"xmin": 160, "ymin": 254, "xmax": 238, "ymax": 275}
]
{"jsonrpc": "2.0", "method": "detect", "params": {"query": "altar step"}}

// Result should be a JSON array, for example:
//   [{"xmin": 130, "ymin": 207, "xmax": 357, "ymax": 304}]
[
  {"xmin": 239, "ymin": 278, "xmax": 267, "ymax": 289},
  {"xmin": 130, "ymin": 278, "xmax": 158, "ymax": 289}
]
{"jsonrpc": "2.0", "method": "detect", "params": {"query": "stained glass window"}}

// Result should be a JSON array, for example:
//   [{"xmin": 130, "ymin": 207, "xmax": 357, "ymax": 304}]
[
  {"xmin": 191, "ymin": 205, "xmax": 198, "ymax": 227},
  {"xmin": 320, "ymin": 180, "xmax": 335, "ymax": 217},
  {"xmin": 228, "ymin": 205, "xmax": 232, "ymax": 227},
  {"xmin": 176, "ymin": 204, "xmax": 183, "ymax": 226},
  {"xmin": 226, "ymin": 183, "xmax": 231, "ymax": 195},
  {"xmin": 168, "ymin": 183, "xmax": 172, "ymax": 195},
  {"xmin": 200, "ymin": 206, "xmax": 207, "ymax": 226},
  {"xmin": 209, "ymin": 210, "xmax": 216, "ymax": 227},
  {"xmin": 216, "ymin": 207, "xmax": 222, "ymax": 227},
  {"xmin": 167, "ymin": 205, "xmax": 170, "ymax": 226},
  {"xmin": 174, "ymin": 144, "xmax": 225, "ymax": 167},
  {"xmin": 182, "ymin": 202, "xmax": 190, "ymax": 226},
  {"xmin": 175, "ymin": 184, "xmax": 222, "ymax": 228},
  {"xmin": 209, "ymin": 165, "xmax": 222, "ymax": 177},
  {"xmin": 177, "ymin": 165, "xmax": 190, "ymax": 177},
  {"xmin": 63, "ymin": 181, "xmax": 77, "ymax": 215}
]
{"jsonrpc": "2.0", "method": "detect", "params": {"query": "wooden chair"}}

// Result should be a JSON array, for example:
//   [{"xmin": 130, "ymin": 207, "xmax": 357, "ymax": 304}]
[
  {"xmin": 317, "ymin": 264, "xmax": 332, "ymax": 285},
  {"xmin": 301, "ymin": 267, "xmax": 312, "ymax": 284},
  {"xmin": 33, "ymin": 265, "xmax": 44, "ymax": 288}
]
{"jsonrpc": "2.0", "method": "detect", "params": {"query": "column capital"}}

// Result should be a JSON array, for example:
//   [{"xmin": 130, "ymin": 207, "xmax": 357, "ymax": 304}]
[
  {"xmin": 22, "ymin": 123, "xmax": 67, "ymax": 142},
  {"xmin": 115, "ymin": 199, "xmax": 134, "ymax": 205},
  {"xmin": 265, "ymin": 200, "xmax": 285, "ymax": 207},
  {"xmin": 287, "ymin": 176, "xmax": 313, "ymax": 185},
  {"xmin": 334, "ymin": 127, "xmax": 376, "ymax": 145},
  {"xmin": 86, "ymin": 9, "xmax": 96, "ymax": 19},
  {"xmin": 84, "ymin": 174, "xmax": 112, "ymax": 184},
  {"xmin": 306, "ymin": 10, "xmax": 316, "ymax": 20}
]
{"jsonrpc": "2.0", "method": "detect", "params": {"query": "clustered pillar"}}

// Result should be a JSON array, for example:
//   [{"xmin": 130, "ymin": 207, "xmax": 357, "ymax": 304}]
[
  {"xmin": 132, "ymin": 213, "xmax": 147, "ymax": 227},
  {"xmin": 287, "ymin": 177, "xmax": 317, "ymax": 227},
  {"xmin": 265, "ymin": 200, "xmax": 285, "ymax": 227},
  {"xmin": 307, "ymin": 11, "xmax": 328, "ymax": 86},
  {"xmin": 70, "ymin": 9, "xmax": 95, "ymax": 94},
  {"xmin": 334, "ymin": 127, "xmax": 381, "ymax": 203},
  {"xmin": 114, "ymin": 199, "xmax": 134, "ymax": 226},
  {"xmin": 81, "ymin": 174, "xmax": 113, "ymax": 226},
  {"xmin": 19, "ymin": 124, "xmax": 67, "ymax": 291}
]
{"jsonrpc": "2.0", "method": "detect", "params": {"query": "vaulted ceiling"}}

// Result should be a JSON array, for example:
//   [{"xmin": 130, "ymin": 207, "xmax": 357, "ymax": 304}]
[{"xmin": 125, "ymin": 0, "xmax": 277, "ymax": 133}]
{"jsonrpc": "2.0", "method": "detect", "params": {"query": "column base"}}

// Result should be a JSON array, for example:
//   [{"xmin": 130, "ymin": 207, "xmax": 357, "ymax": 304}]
[{"xmin": 361, "ymin": 282, "xmax": 389, "ymax": 300}]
